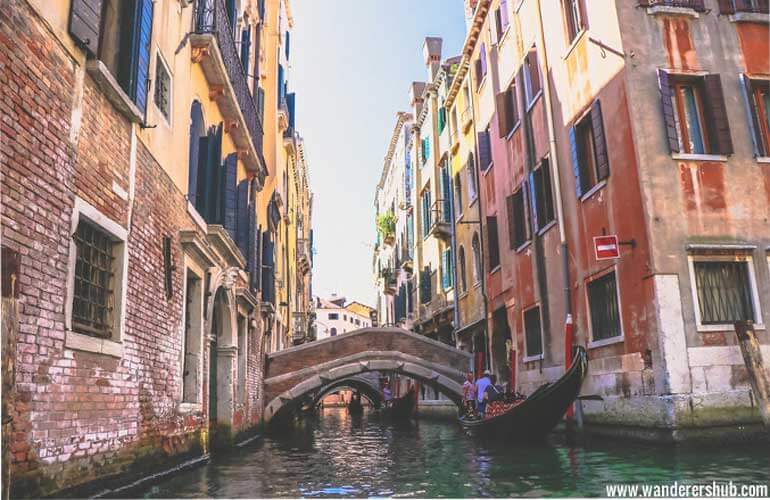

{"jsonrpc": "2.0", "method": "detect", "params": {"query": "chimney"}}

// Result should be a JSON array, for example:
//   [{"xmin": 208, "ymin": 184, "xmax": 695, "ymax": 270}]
[
  {"xmin": 422, "ymin": 37, "xmax": 442, "ymax": 82},
  {"xmin": 409, "ymin": 82, "xmax": 426, "ymax": 115}
]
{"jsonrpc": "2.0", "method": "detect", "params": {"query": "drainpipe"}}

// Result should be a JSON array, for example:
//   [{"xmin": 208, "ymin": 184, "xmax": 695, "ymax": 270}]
[
  {"xmin": 534, "ymin": 0, "xmax": 571, "ymax": 320},
  {"xmin": 448, "ymin": 166, "xmax": 460, "ymax": 347}
]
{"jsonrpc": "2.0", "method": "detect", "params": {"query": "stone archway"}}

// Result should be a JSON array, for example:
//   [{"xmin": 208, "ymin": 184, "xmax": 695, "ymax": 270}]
[
  {"xmin": 310, "ymin": 375, "xmax": 384, "ymax": 409},
  {"xmin": 263, "ymin": 328, "xmax": 471, "ymax": 422}
]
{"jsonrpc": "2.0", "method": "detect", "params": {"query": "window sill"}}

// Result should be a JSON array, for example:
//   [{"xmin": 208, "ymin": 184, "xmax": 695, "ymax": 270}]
[
  {"xmin": 66, "ymin": 330, "xmax": 123, "ymax": 357},
  {"xmin": 187, "ymin": 201, "xmax": 208, "ymax": 234},
  {"xmin": 671, "ymin": 153, "xmax": 728, "ymax": 162},
  {"xmin": 477, "ymin": 75, "xmax": 488, "ymax": 93},
  {"xmin": 756, "ymin": 156, "xmax": 770, "ymax": 164},
  {"xmin": 458, "ymin": 291, "xmax": 469, "ymax": 300},
  {"xmin": 588, "ymin": 335, "xmax": 624, "ymax": 349},
  {"xmin": 505, "ymin": 121, "xmax": 521, "ymax": 142},
  {"xmin": 645, "ymin": 5, "xmax": 700, "ymax": 18},
  {"xmin": 697, "ymin": 323, "xmax": 766, "ymax": 333},
  {"xmin": 526, "ymin": 90, "xmax": 543, "ymax": 113},
  {"xmin": 85, "ymin": 60, "xmax": 144, "ymax": 124},
  {"xmin": 497, "ymin": 25, "xmax": 513, "ymax": 48},
  {"xmin": 728, "ymin": 12, "xmax": 769, "ymax": 24},
  {"xmin": 580, "ymin": 179, "xmax": 607, "ymax": 202},
  {"xmin": 537, "ymin": 220, "xmax": 557, "ymax": 237},
  {"xmin": 563, "ymin": 29, "xmax": 587, "ymax": 60},
  {"xmin": 515, "ymin": 240, "xmax": 532, "ymax": 254},
  {"xmin": 489, "ymin": 265, "xmax": 502, "ymax": 275},
  {"xmin": 523, "ymin": 353, "xmax": 544, "ymax": 363}
]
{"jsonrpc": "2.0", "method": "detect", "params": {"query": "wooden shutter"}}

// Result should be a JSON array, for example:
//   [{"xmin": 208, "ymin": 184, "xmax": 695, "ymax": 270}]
[
  {"xmin": 500, "ymin": 0, "xmax": 509, "ymax": 30},
  {"xmin": 494, "ymin": 8, "xmax": 503, "ymax": 41},
  {"xmin": 657, "ymin": 69, "xmax": 680, "ymax": 154},
  {"xmin": 703, "ymin": 74, "xmax": 734, "ymax": 155},
  {"xmin": 277, "ymin": 64, "xmax": 284, "ymax": 105},
  {"xmin": 194, "ymin": 135, "xmax": 210, "ymax": 215},
  {"xmin": 442, "ymin": 250, "xmax": 450, "ymax": 290},
  {"xmin": 223, "ymin": 154, "xmax": 238, "ymax": 241},
  {"xmin": 478, "ymin": 130, "xmax": 492, "ymax": 170},
  {"xmin": 739, "ymin": 74, "xmax": 764, "ymax": 157},
  {"xmin": 528, "ymin": 172, "xmax": 539, "ymax": 231},
  {"xmin": 506, "ymin": 194, "xmax": 516, "ymax": 249},
  {"xmin": 487, "ymin": 216, "xmax": 500, "ymax": 269},
  {"xmin": 241, "ymin": 28, "xmax": 251, "ymax": 73},
  {"xmin": 188, "ymin": 101, "xmax": 203, "ymax": 207},
  {"xmin": 236, "ymin": 180, "xmax": 251, "ymax": 256},
  {"xmin": 480, "ymin": 43, "xmax": 487, "ymax": 78},
  {"xmin": 129, "ymin": 0, "xmax": 154, "ymax": 117},
  {"xmin": 496, "ymin": 91, "xmax": 511, "ymax": 138},
  {"xmin": 247, "ymin": 203, "xmax": 258, "ymax": 291},
  {"xmin": 285, "ymin": 31, "xmax": 291, "ymax": 60},
  {"xmin": 569, "ymin": 127, "xmax": 584, "ymax": 198},
  {"xmin": 68, "ymin": 0, "xmax": 103, "ymax": 56},
  {"xmin": 591, "ymin": 100, "xmax": 610, "ymax": 181},
  {"xmin": 717, "ymin": 0, "xmax": 735, "ymax": 14},
  {"xmin": 204, "ymin": 124, "xmax": 224, "ymax": 223},
  {"xmin": 262, "ymin": 233, "xmax": 274, "ymax": 302},
  {"xmin": 541, "ymin": 158, "xmax": 555, "ymax": 223},
  {"xmin": 527, "ymin": 49, "xmax": 541, "ymax": 100},
  {"xmin": 475, "ymin": 58, "xmax": 483, "ymax": 89}
]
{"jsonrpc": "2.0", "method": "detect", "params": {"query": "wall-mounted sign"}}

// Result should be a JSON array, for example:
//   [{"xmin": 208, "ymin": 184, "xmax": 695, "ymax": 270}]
[{"xmin": 593, "ymin": 235, "xmax": 620, "ymax": 260}]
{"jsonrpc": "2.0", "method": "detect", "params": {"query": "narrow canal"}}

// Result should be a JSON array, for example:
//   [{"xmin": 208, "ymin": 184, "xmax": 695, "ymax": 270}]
[{"xmin": 129, "ymin": 408, "xmax": 769, "ymax": 498}]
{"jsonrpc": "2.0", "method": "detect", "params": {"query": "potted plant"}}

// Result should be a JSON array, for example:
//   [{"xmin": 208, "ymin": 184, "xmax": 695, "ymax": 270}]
[{"xmin": 376, "ymin": 212, "xmax": 397, "ymax": 246}]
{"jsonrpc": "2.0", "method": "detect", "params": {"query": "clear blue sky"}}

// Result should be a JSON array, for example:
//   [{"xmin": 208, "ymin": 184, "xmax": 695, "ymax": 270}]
[{"xmin": 290, "ymin": 0, "xmax": 466, "ymax": 307}]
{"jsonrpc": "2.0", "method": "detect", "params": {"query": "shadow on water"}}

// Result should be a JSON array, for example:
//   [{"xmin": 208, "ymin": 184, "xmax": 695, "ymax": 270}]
[{"xmin": 127, "ymin": 407, "xmax": 770, "ymax": 498}]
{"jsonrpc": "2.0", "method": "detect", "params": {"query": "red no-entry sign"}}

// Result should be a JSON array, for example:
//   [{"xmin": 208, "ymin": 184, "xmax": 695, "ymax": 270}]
[{"xmin": 593, "ymin": 235, "xmax": 620, "ymax": 260}]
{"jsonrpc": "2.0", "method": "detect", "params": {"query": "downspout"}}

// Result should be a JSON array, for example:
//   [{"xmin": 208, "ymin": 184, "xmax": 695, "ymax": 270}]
[
  {"xmin": 449, "ymin": 162, "xmax": 460, "ymax": 347},
  {"xmin": 534, "ymin": 0, "xmax": 571, "ymax": 319}
]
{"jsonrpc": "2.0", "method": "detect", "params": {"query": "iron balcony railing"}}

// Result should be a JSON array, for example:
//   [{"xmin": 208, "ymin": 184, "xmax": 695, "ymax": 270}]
[
  {"xmin": 732, "ymin": 0, "xmax": 769, "ymax": 12},
  {"xmin": 195, "ymin": 0, "xmax": 264, "ymax": 154},
  {"xmin": 639, "ymin": 0, "xmax": 706, "ymax": 10}
]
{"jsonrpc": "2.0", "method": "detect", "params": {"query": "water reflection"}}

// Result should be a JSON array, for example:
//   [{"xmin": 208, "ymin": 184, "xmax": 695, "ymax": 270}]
[{"xmin": 131, "ymin": 407, "xmax": 770, "ymax": 498}]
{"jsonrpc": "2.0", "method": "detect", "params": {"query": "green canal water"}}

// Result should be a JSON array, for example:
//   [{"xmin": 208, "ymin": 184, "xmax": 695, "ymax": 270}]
[{"xmin": 131, "ymin": 407, "xmax": 769, "ymax": 498}]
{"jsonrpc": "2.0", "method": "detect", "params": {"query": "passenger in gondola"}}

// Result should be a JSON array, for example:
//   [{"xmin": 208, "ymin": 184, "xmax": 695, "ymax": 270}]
[
  {"xmin": 462, "ymin": 372, "xmax": 476, "ymax": 416},
  {"xmin": 475, "ymin": 370, "xmax": 492, "ymax": 417},
  {"xmin": 485, "ymin": 374, "xmax": 503, "ymax": 403},
  {"xmin": 383, "ymin": 382, "xmax": 392, "ymax": 408}
]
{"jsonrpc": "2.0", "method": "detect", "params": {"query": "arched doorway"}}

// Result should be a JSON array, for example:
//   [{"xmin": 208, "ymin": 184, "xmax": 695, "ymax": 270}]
[{"xmin": 209, "ymin": 287, "xmax": 235, "ymax": 447}]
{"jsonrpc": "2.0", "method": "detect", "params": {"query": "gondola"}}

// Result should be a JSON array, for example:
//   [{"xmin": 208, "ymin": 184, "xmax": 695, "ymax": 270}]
[
  {"xmin": 347, "ymin": 398, "xmax": 364, "ymax": 416},
  {"xmin": 380, "ymin": 388, "xmax": 416, "ymax": 421},
  {"xmin": 459, "ymin": 345, "xmax": 588, "ymax": 441}
]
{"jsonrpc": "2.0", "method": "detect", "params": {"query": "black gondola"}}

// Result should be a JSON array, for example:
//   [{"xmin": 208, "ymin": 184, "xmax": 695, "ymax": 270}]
[
  {"xmin": 459, "ymin": 345, "xmax": 588, "ymax": 440},
  {"xmin": 347, "ymin": 398, "xmax": 363, "ymax": 416},
  {"xmin": 380, "ymin": 388, "xmax": 416, "ymax": 421}
]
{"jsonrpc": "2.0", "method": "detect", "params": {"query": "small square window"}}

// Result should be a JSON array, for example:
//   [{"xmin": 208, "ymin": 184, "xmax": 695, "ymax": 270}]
[
  {"xmin": 693, "ymin": 260, "xmax": 755, "ymax": 325},
  {"xmin": 587, "ymin": 271, "xmax": 622, "ymax": 342},
  {"xmin": 329, "ymin": 313, "xmax": 339, "ymax": 320},
  {"xmin": 563, "ymin": 0, "xmax": 585, "ymax": 44},
  {"xmin": 524, "ymin": 306, "xmax": 543, "ymax": 358},
  {"xmin": 154, "ymin": 53, "xmax": 171, "ymax": 122}
]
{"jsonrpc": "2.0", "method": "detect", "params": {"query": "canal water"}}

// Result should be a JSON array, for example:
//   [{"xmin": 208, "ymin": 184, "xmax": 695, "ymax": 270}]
[{"xmin": 131, "ymin": 407, "xmax": 769, "ymax": 498}]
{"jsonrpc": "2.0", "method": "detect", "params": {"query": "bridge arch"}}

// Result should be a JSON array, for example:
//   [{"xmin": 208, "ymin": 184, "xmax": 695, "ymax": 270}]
[
  {"xmin": 263, "ymin": 328, "xmax": 471, "ymax": 422},
  {"xmin": 310, "ymin": 376, "xmax": 384, "ymax": 409}
]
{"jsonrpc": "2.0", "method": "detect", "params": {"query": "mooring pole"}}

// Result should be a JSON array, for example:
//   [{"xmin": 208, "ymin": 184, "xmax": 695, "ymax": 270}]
[{"xmin": 734, "ymin": 321, "xmax": 770, "ymax": 427}]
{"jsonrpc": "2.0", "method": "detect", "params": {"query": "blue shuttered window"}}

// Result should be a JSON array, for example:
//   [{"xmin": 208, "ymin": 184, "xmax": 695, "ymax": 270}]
[
  {"xmin": 262, "ymin": 233, "xmax": 275, "ymax": 304},
  {"xmin": 277, "ymin": 64, "xmax": 285, "ymax": 105},
  {"xmin": 440, "ymin": 165, "xmax": 451, "ymax": 223},
  {"xmin": 129, "ymin": 0, "xmax": 154, "ymax": 118},
  {"xmin": 188, "ymin": 101, "xmax": 204, "ymax": 207},
  {"xmin": 240, "ymin": 27, "xmax": 251, "ymax": 75},
  {"xmin": 236, "ymin": 180, "xmax": 251, "ymax": 256},
  {"xmin": 421, "ymin": 189, "xmax": 432, "ymax": 238},
  {"xmin": 222, "ymin": 154, "xmax": 238, "ymax": 241},
  {"xmin": 285, "ymin": 31, "xmax": 291, "ymax": 60},
  {"xmin": 442, "ymin": 248, "xmax": 453, "ymax": 290},
  {"xmin": 478, "ymin": 130, "xmax": 492, "ymax": 171},
  {"xmin": 569, "ymin": 126, "xmax": 583, "ymax": 198}
]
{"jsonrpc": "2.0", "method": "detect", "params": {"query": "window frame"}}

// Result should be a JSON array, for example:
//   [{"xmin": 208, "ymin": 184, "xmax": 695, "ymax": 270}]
[
  {"xmin": 65, "ymin": 196, "xmax": 128, "ymax": 358},
  {"xmin": 153, "ymin": 48, "xmax": 173, "ymax": 126},
  {"xmin": 522, "ymin": 304, "xmax": 544, "ymax": 361},
  {"xmin": 329, "ymin": 312, "xmax": 339, "ymax": 320},
  {"xmin": 471, "ymin": 233, "xmax": 482, "ymax": 285},
  {"xmin": 585, "ymin": 268, "xmax": 625, "ymax": 348},
  {"xmin": 180, "ymin": 262, "xmax": 204, "ymax": 411},
  {"xmin": 563, "ymin": 0, "xmax": 585, "ymax": 46},
  {"xmin": 687, "ymin": 253, "xmax": 764, "ymax": 332},
  {"xmin": 673, "ymin": 81, "xmax": 710, "ymax": 155}
]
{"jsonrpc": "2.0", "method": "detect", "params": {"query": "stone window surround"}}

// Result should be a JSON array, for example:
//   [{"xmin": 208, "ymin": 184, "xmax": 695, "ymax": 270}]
[
  {"xmin": 686, "ymin": 250, "xmax": 765, "ymax": 333},
  {"xmin": 179, "ymin": 256, "xmax": 206, "ymax": 414},
  {"xmin": 585, "ymin": 266, "xmax": 626, "ymax": 349},
  {"xmin": 64, "ymin": 196, "xmax": 129, "ymax": 358},
  {"xmin": 522, "ymin": 303, "xmax": 545, "ymax": 362},
  {"xmin": 153, "ymin": 47, "xmax": 173, "ymax": 127}
]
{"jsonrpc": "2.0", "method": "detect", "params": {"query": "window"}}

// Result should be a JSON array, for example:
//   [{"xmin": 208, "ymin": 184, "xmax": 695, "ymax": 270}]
[
  {"xmin": 523, "ymin": 306, "xmax": 543, "ymax": 359},
  {"xmin": 356, "ymin": 319, "xmax": 360, "ymax": 326},
  {"xmin": 421, "ymin": 188, "xmax": 432, "ymax": 238},
  {"xmin": 154, "ymin": 53, "xmax": 171, "ymax": 122},
  {"xmin": 506, "ymin": 187, "xmax": 528, "ymax": 249},
  {"xmin": 563, "ymin": 0, "xmax": 585, "ymax": 44},
  {"xmin": 182, "ymin": 270, "xmax": 203, "ymax": 404},
  {"xmin": 530, "ymin": 159, "xmax": 555, "ymax": 231},
  {"xmin": 442, "ymin": 248, "xmax": 454, "ymax": 290},
  {"xmin": 487, "ymin": 216, "xmax": 501, "ymax": 271},
  {"xmin": 523, "ymin": 48, "xmax": 542, "ymax": 106},
  {"xmin": 438, "ymin": 107, "xmax": 447, "ymax": 133},
  {"xmin": 740, "ymin": 75, "xmax": 770, "ymax": 157},
  {"xmin": 421, "ymin": 136, "xmax": 431, "ymax": 163},
  {"xmin": 343, "ymin": 314, "xmax": 347, "ymax": 321},
  {"xmin": 467, "ymin": 154, "xmax": 478, "ymax": 201},
  {"xmin": 454, "ymin": 173, "xmax": 463, "ymax": 217},
  {"xmin": 478, "ymin": 129, "xmax": 493, "ymax": 171},
  {"xmin": 570, "ymin": 100, "xmax": 609, "ymax": 198},
  {"xmin": 420, "ymin": 266, "xmax": 432, "ymax": 304},
  {"xmin": 658, "ymin": 71, "xmax": 733, "ymax": 156},
  {"xmin": 496, "ymin": 81, "xmax": 519, "ymax": 138},
  {"xmin": 70, "ymin": 0, "xmax": 154, "ymax": 113},
  {"xmin": 690, "ymin": 258, "xmax": 761, "ymax": 328},
  {"xmin": 72, "ymin": 219, "xmax": 118, "ymax": 339},
  {"xmin": 458, "ymin": 246, "xmax": 468, "ymax": 293},
  {"xmin": 329, "ymin": 313, "xmax": 339, "ymax": 320},
  {"xmin": 330, "ymin": 328, "xmax": 337, "ymax": 337},
  {"xmin": 472, "ymin": 233, "xmax": 482, "ymax": 285},
  {"xmin": 475, "ymin": 43, "xmax": 487, "ymax": 89},
  {"xmin": 241, "ymin": 27, "xmax": 252, "ymax": 74},
  {"xmin": 494, "ymin": 0, "xmax": 510, "ymax": 41},
  {"xmin": 587, "ymin": 271, "xmax": 622, "ymax": 342}
]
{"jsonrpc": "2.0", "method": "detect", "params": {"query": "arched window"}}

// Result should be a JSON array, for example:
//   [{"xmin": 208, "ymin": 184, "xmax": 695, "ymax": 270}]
[
  {"xmin": 459, "ymin": 246, "xmax": 467, "ymax": 293},
  {"xmin": 330, "ymin": 328, "xmax": 337, "ymax": 337},
  {"xmin": 454, "ymin": 173, "xmax": 463, "ymax": 217},
  {"xmin": 472, "ymin": 233, "xmax": 482, "ymax": 285},
  {"xmin": 187, "ymin": 101, "xmax": 205, "ymax": 207}
]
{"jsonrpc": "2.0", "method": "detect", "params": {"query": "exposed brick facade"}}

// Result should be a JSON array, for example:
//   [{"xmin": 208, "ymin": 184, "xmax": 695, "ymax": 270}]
[{"xmin": 0, "ymin": 1, "xmax": 266, "ymax": 496}]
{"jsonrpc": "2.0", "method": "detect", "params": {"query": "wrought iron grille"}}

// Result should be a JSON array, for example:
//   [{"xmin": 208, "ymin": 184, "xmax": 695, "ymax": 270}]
[
  {"xmin": 524, "ymin": 307, "xmax": 543, "ymax": 357},
  {"xmin": 733, "ymin": 0, "xmax": 769, "ymax": 12},
  {"xmin": 72, "ymin": 220, "xmax": 115, "ymax": 338},
  {"xmin": 641, "ymin": 0, "xmax": 707, "ymax": 10},
  {"xmin": 694, "ymin": 261, "xmax": 754, "ymax": 324},
  {"xmin": 588, "ymin": 272, "xmax": 621, "ymax": 341},
  {"xmin": 195, "ymin": 0, "xmax": 264, "ymax": 154}
]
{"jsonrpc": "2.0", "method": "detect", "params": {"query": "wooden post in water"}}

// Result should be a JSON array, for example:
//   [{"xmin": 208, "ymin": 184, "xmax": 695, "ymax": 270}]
[{"xmin": 734, "ymin": 321, "xmax": 770, "ymax": 427}]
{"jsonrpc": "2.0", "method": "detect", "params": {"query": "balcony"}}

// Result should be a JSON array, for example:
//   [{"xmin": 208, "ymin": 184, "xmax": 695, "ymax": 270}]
[
  {"xmin": 400, "ymin": 246, "xmax": 414, "ymax": 273},
  {"xmin": 380, "ymin": 269, "xmax": 397, "ymax": 295},
  {"xmin": 640, "ymin": 0, "xmax": 706, "ymax": 11},
  {"xmin": 192, "ymin": 0, "xmax": 266, "ymax": 180},
  {"xmin": 429, "ymin": 199, "xmax": 452, "ymax": 241},
  {"xmin": 297, "ymin": 238, "xmax": 311, "ymax": 275},
  {"xmin": 292, "ymin": 312, "xmax": 307, "ymax": 345},
  {"xmin": 731, "ymin": 0, "xmax": 769, "ymax": 12}
]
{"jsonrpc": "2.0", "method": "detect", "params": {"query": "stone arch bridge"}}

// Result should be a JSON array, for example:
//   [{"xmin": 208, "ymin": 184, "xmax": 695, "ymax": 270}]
[{"xmin": 263, "ymin": 328, "xmax": 472, "ymax": 422}]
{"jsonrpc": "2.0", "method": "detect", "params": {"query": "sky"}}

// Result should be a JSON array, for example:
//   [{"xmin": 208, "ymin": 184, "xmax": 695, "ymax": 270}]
[{"xmin": 290, "ymin": 0, "xmax": 466, "ymax": 307}]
